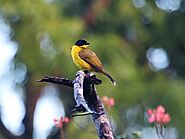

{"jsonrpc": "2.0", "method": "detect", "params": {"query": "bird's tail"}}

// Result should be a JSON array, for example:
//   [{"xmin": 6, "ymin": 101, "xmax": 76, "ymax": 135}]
[{"xmin": 102, "ymin": 69, "xmax": 117, "ymax": 86}]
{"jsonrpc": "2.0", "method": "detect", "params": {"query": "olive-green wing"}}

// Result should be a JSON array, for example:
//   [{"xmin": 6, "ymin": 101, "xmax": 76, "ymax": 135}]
[{"xmin": 79, "ymin": 48, "xmax": 104, "ymax": 72}]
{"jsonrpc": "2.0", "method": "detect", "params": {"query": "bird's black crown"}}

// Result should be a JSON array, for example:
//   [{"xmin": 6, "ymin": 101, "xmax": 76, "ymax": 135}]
[{"xmin": 75, "ymin": 39, "xmax": 90, "ymax": 46}]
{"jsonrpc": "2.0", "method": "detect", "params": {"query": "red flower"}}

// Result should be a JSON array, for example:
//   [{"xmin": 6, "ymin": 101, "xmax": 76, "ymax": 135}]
[
  {"xmin": 108, "ymin": 97, "xmax": 115, "ymax": 107},
  {"xmin": 146, "ymin": 105, "xmax": 170, "ymax": 125},
  {"xmin": 162, "ymin": 113, "xmax": 171, "ymax": 124},
  {"xmin": 53, "ymin": 116, "xmax": 70, "ymax": 128},
  {"xmin": 53, "ymin": 118, "xmax": 58, "ymax": 123},
  {"xmin": 63, "ymin": 117, "xmax": 70, "ymax": 123},
  {"xmin": 156, "ymin": 105, "xmax": 165, "ymax": 114},
  {"xmin": 102, "ymin": 96, "xmax": 109, "ymax": 105},
  {"xmin": 147, "ymin": 109, "xmax": 153, "ymax": 116},
  {"xmin": 155, "ymin": 112, "xmax": 163, "ymax": 123},
  {"xmin": 148, "ymin": 113, "xmax": 155, "ymax": 123},
  {"xmin": 102, "ymin": 96, "xmax": 115, "ymax": 107}
]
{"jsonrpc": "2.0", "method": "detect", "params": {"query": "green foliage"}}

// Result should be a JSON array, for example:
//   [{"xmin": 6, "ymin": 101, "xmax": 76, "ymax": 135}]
[{"xmin": 1, "ymin": 0, "xmax": 185, "ymax": 138}]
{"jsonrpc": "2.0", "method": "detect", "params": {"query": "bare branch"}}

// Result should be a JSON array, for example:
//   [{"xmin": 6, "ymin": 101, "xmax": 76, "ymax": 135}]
[
  {"xmin": 76, "ymin": 71, "xmax": 114, "ymax": 139},
  {"xmin": 38, "ymin": 71, "xmax": 114, "ymax": 139},
  {"xmin": 73, "ymin": 71, "xmax": 94, "ymax": 114},
  {"xmin": 37, "ymin": 76, "xmax": 73, "ymax": 88}
]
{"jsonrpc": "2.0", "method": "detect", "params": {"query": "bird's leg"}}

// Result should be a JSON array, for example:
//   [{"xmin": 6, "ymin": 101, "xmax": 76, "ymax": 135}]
[
  {"xmin": 85, "ymin": 74, "xmax": 102, "ymax": 85},
  {"xmin": 83, "ymin": 70, "xmax": 91, "ymax": 77},
  {"xmin": 83, "ymin": 70, "xmax": 102, "ymax": 85},
  {"xmin": 71, "ymin": 112, "xmax": 92, "ymax": 117}
]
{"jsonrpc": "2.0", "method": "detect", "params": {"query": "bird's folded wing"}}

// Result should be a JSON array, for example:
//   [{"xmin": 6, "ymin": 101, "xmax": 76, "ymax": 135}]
[{"xmin": 79, "ymin": 49, "xmax": 103, "ymax": 72}]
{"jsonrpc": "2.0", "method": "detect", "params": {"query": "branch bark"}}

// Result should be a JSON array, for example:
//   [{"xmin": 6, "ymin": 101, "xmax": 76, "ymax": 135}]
[
  {"xmin": 37, "ymin": 76, "xmax": 73, "ymax": 87},
  {"xmin": 83, "ymin": 72, "xmax": 114, "ymax": 139},
  {"xmin": 38, "ymin": 70, "xmax": 114, "ymax": 139},
  {"xmin": 73, "ymin": 71, "xmax": 94, "ymax": 114}
]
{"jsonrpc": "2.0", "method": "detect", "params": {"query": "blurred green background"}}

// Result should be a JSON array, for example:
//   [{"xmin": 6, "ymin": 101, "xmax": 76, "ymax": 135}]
[{"xmin": 0, "ymin": 0, "xmax": 185, "ymax": 139}]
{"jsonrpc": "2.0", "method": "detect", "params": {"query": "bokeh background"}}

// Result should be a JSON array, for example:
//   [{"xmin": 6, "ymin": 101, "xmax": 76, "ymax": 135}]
[{"xmin": 0, "ymin": 0, "xmax": 185, "ymax": 139}]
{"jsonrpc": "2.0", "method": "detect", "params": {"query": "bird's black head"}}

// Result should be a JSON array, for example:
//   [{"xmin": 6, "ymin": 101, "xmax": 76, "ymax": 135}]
[{"xmin": 75, "ymin": 39, "xmax": 90, "ymax": 46}]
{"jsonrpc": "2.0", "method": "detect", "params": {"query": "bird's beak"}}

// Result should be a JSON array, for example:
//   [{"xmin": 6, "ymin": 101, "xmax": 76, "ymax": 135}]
[{"xmin": 86, "ymin": 42, "xmax": 90, "ymax": 45}]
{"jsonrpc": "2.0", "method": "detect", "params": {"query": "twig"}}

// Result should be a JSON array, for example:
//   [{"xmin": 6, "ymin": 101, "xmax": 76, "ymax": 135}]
[
  {"xmin": 160, "ymin": 125, "xmax": 164, "ymax": 139},
  {"xmin": 155, "ymin": 124, "xmax": 164, "ymax": 139},
  {"xmin": 37, "ymin": 76, "xmax": 73, "ymax": 88},
  {"xmin": 71, "ymin": 112, "xmax": 92, "ymax": 117}
]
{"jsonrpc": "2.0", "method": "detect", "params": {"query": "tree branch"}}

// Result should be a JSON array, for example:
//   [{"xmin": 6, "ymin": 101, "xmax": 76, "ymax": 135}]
[
  {"xmin": 38, "ymin": 70, "xmax": 114, "ymax": 139},
  {"xmin": 73, "ymin": 71, "xmax": 94, "ymax": 114},
  {"xmin": 37, "ymin": 76, "xmax": 73, "ymax": 88},
  {"xmin": 83, "ymin": 73, "xmax": 114, "ymax": 139}
]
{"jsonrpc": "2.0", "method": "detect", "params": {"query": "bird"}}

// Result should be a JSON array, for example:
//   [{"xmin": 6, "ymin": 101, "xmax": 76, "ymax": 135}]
[{"xmin": 71, "ymin": 39, "xmax": 116, "ymax": 85}]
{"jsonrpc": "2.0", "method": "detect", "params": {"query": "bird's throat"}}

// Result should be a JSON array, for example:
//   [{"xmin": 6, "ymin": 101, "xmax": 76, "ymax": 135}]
[{"xmin": 71, "ymin": 45, "xmax": 92, "ymax": 70}]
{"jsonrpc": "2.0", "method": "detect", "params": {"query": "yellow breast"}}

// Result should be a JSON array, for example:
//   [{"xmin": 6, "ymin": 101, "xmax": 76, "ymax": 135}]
[{"xmin": 71, "ymin": 45, "xmax": 92, "ymax": 70}]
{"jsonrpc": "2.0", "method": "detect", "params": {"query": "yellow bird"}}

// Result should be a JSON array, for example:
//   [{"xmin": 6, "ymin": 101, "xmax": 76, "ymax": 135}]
[{"xmin": 71, "ymin": 39, "xmax": 116, "ymax": 85}]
